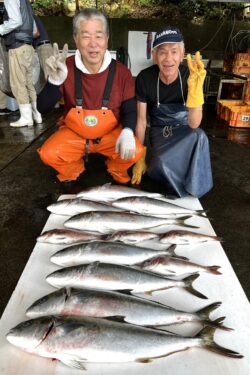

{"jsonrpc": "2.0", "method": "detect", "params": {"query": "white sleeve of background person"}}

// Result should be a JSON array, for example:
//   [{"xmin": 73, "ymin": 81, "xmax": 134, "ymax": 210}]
[{"xmin": 0, "ymin": 0, "xmax": 22, "ymax": 35}]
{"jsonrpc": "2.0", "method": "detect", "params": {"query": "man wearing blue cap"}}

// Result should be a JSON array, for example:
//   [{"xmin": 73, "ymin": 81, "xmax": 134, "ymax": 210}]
[{"xmin": 131, "ymin": 26, "xmax": 213, "ymax": 198}]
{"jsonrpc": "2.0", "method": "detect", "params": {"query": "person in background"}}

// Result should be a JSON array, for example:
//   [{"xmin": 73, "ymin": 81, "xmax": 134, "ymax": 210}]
[
  {"xmin": 33, "ymin": 14, "xmax": 53, "ymax": 80},
  {"xmin": 0, "ymin": 89, "xmax": 11, "ymax": 115},
  {"xmin": 132, "ymin": 26, "xmax": 213, "ymax": 198},
  {"xmin": 37, "ymin": 8, "xmax": 144, "ymax": 186},
  {"xmin": 0, "ymin": 0, "xmax": 42, "ymax": 127}
]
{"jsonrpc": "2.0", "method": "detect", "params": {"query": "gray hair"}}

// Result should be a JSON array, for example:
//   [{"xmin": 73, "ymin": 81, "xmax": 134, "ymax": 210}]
[
  {"xmin": 73, "ymin": 8, "xmax": 109, "ymax": 37},
  {"xmin": 155, "ymin": 41, "xmax": 185, "ymax": 53}
]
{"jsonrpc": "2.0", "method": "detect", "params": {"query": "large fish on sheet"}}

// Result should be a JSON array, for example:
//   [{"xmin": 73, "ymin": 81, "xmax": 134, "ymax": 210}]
[
  {"xmin": 64, "ymin": 212, "xmax": 197, "ymax": 234},
  {"xmin": 50, "ymin": 242, "xmax": 176, "ymax": 267},
  {"xmin": 47, "ymin": 198, "xmax": 121, "ymax": 216},
  {"xmin": 136, "ymin": 255, "xmax": 222, "ymax": 277},
  {"xmin": 46, "ymin": 262, "xmax": 207, "ymax": 298},
  {"xmin": 112, "ymin": 196, "xmax": 206, "ymax": 217},
  {"xmin": 26, "ymin": 287, "xmax": 230, "ymax": 332},
  {"xmin": 76, "ymin": 183, "xmax": 167, "ymax": 202},
  {"xmin": 6, "ymin": 316, "xmax": 242, "ymax": 370},
  {"xmin": 160, "ymin": 230, "xmax": 222, "ymax": 245},
  {"xmin": 36, "ymin": 229, "xmax": 103, "ymax": 244}
]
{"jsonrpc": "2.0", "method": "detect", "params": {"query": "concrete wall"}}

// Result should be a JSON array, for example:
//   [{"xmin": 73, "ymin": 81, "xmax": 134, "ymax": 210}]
[{"xmin": 41, "ymin": 16, "xmax": 249, "ymax": 60}]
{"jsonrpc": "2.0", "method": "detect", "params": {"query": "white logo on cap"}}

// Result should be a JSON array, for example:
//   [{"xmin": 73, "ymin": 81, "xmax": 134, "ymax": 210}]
[{"xmin": 155, "ymin": 30, "xmax": 178, "ymax": 40}]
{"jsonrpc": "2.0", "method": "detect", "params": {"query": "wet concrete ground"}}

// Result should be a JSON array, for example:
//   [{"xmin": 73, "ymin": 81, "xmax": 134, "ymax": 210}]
[{"xmin": 0, "ymin": 103, "xmax": 249, "ymax": 316}]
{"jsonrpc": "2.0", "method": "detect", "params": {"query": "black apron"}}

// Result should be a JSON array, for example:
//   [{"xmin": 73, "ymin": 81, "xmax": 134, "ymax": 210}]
[{"xmin": 147, "ymin": 71, "xmax": 213, "ymax": 198}]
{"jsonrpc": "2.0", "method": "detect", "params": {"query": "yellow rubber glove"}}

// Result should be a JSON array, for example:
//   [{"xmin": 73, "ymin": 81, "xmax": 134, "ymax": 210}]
[
  {"xmin": 186, "ymin": 51, "xmax": 206, "ymax": 108},
  {"xmin": 131, "ymin": 147, "xmax": 147, "ymax": 185}
]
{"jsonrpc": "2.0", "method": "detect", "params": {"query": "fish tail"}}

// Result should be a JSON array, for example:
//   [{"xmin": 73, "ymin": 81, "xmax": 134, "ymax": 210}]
[
  {"xmin": 197, "ymin": 302, "xmax": 233, "ymax": 331},
  {"xmin": 184, "ymin": 274, "xmax": 208, "ymax": 299},
  {"xmin": 206, "ymin": 265, "xmax": 222, "ymax": 275},
  {"xmin": 202, "ymin": 317, "xmax": 233, "ymax": 331},
  {"xmin": 197, "ymin": 301, "xmax": 222, "ymax": 318},
  {"xmin": 196, "ymin": 210, "xmax": 208, "ymax": 217},
  {"xmin": 164, "ymin": 244, "xmax": 177, "ymax": 256},
  {"xmin": 198, "ymin": 326, "xmax": 243, "ymax": 358},
  {"xmin": 176, "ymin": 216, "xmax": 199, "ymax": 229}
]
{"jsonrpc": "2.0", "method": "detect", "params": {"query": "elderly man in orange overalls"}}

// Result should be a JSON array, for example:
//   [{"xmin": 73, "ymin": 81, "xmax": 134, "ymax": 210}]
[{"xmin": 37, "ymin": 8, "xmax": 144, "ymax": 185}]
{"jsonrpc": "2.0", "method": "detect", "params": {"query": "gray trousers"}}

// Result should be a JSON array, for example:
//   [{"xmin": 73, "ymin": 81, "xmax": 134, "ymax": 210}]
[{"xmin": 0, "ymin": 90, "xmax": 7, "ymax": 109}]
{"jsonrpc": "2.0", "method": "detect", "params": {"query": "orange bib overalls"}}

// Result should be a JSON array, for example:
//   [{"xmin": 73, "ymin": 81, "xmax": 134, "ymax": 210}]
[{"xmin": 38, "ymin": 60, "xmax": 143, "ymax": 183}]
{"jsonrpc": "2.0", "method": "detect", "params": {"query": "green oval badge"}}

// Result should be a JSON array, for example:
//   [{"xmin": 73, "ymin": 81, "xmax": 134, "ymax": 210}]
[{"xmin": 84, "ymin": 115, "xmax": 98, "ymax": 127}]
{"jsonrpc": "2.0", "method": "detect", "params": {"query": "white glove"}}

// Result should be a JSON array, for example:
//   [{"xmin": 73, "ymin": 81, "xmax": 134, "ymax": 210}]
[
  {"xmin": 115, "ymin": 128, "xmax": 136, "ymax": 160},
  {"xmin": 46, "ymin": 43, "xmax": 68, "ymax": 85}
]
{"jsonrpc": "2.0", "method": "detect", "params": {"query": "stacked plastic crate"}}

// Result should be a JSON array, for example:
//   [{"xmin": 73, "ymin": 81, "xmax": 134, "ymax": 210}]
[{"xmin": 217, "ymin": 50, "xmax": 250, "ymax": 128}]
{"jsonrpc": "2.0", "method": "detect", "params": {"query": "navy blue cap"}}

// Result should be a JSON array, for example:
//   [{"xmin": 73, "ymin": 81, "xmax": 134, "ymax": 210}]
[{"xmin": 153, "ymin": 27, "xmax": 184, "ymax": 49}]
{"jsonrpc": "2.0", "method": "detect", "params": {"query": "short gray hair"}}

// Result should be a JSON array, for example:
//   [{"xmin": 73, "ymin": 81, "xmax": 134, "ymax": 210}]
[{"xmin": 73, "ymin": 8, "xmax": 109, "ymax": 37}]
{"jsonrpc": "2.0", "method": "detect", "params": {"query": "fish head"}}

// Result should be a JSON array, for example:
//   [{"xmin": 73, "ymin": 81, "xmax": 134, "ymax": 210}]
[
  {"xmin": 139, "ymin": 255, "xmax": 167, "ymax": 270},
  {"xmin": 160, "ymin": 230, "xmax": 183, "ymax": 244},
  {"xmin": 64, "ymin": 212, "xmax": 94, "ymax": 230},
  {"xmin": 6, "ymin": 317, "xmax": 54, "ymax": 352},
  {"xmin": 46, "ymin": 266, "xmax": 83, "ymax": 288},
  {"xmin": 76, "ymin": 185, "xmax": 101, "ymax": 200},
  {"xmin": 47, "ymin": 199, "xmax": 71, "ymax": 214},
  {"xmin": 112, "ymin": 196, "xmax": 139, "ymax": 210},
  {"xmin": 37, "ymin": 229, "xmax": 69, "ymax": 244},
  {"xmin": 26, "ymin": 288, "xmax": 70, "ymax": 318}
]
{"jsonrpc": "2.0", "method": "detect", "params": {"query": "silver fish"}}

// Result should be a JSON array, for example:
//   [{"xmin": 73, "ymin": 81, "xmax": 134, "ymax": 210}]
[
  {"xmin": 36, "ymin": 229, "xmax": 102, "ymax": 245},
  {"xmin": 6, "ymin": 316, "xmax": 242, "ymax": 370},
  {"xmin": 64, "ymin": 212, "xmax": 197, "ymax": 234},
  {"xmin": 76, "ymin": 183, "xmax": 166, "ymax": 202},
  {"xmin": 112, "ymin": 196, "xmax": 206, "ymax": 217},
  {"xmin": 26, "ymin": 287, "xmax": 230, "ymax": 332},
  {"xmin": 50, "ymin": 242, "xmax": 176, "ymax": 267},
  {"xmin": 106, "ymin": 230, "xmax": 160, "ymax": 244},
  {"xmin": 160, "ymin": 230, "xmax": 222, "ymax": 245},
  {"xmin": 137, "ymin": 255, "xmax": 222, "ymax": 277},
  {"xmin": 46, "ymin": 262, "xmax": 207, "ymax": 299},
  {"xmin": 47, "ymin": 198, "xmax": 121, "ymax": 216}
]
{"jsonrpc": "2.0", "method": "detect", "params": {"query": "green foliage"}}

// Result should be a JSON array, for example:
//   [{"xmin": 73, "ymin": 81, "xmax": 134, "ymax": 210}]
[
  {"xmin": 31, "ymin": 0, "xmax": 63, "ymax": 16},
  {"xmin": 178, "ymin": 0, "xmax": 245, "ymax": 20},
  {"xmin": 30, "ymin": 0, "xmax": 246, "ymax": 20},
  {"xmin": 137, "ymin": 0, "xmax": 155, "ymax": 7}
]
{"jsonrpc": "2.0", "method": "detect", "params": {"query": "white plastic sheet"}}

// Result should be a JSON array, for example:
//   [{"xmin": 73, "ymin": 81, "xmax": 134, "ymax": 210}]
[{"xmin": 0, "ymin": 195, "xmax": 249, "ymax": 374}]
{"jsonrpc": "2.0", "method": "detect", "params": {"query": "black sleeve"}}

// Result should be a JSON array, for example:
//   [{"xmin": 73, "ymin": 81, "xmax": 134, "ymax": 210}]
[
  {"xmin": 135, "ymin": 72, "xmax": 148, "ymax": 103},
  {"xmin": 37, "ymin": 82, "xmax": 62, "ymax": 114},
  {"xmin": 120, "ymin": 97, "xmax": 137, "ymax": 132}
]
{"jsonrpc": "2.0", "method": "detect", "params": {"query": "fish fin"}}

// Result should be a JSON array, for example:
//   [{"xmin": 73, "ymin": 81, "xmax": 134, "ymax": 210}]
[
  {"xmin": 144, "ymin": 291, "xmax": 153, "ymax": 296},
  {"xmin": 176, "ymin": 216, "xmax": 200, "ymax": 229},
  {"xmin": 136, "ymin": 347, "xmax": 189, "ymax": 363},
  {"xmin": 165, "ymin": 244, "xmax": 177, "ymax": 256},
  {"xmin": 117, "ymin": 289, "xmax": 134, "ymax": 295},
  {"xmin": 206, "ymin": 265, "xmax": 222, "ymax": 275},
  {"xmin": 136, "ymin": 358, "xmax": 153, "ymax": 363},
  {"xmin": 183, "ymin": 274, "xmax": 208, "ymax": 299},
  {"xmin": 197, "ymin": 301, "xmax": 222, "ymax": 319},
  {"xmin": 197, "ymin": 302, "xmax": 233, "ymax": 331},
  {"xmin": 172, "ymin": 255, "xmax": 189, "ymax": 261},
  {"xmin": 104, "ymin": 315, "xmax": 127, "ymax": 323},
  {"xmin": 198, "ymin": 326, "xmax": 243, "ymax": 358},
  {"xmin": 202, "ymin": 317, "xmax": 233, "ymax": 332},
  {"xmin": 196, "ymin": 210, "xmax": 208, "ymax": 217},
  {"xmin": 59, "ymin": 355, "xmax": 87, "ymax": 370}
]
